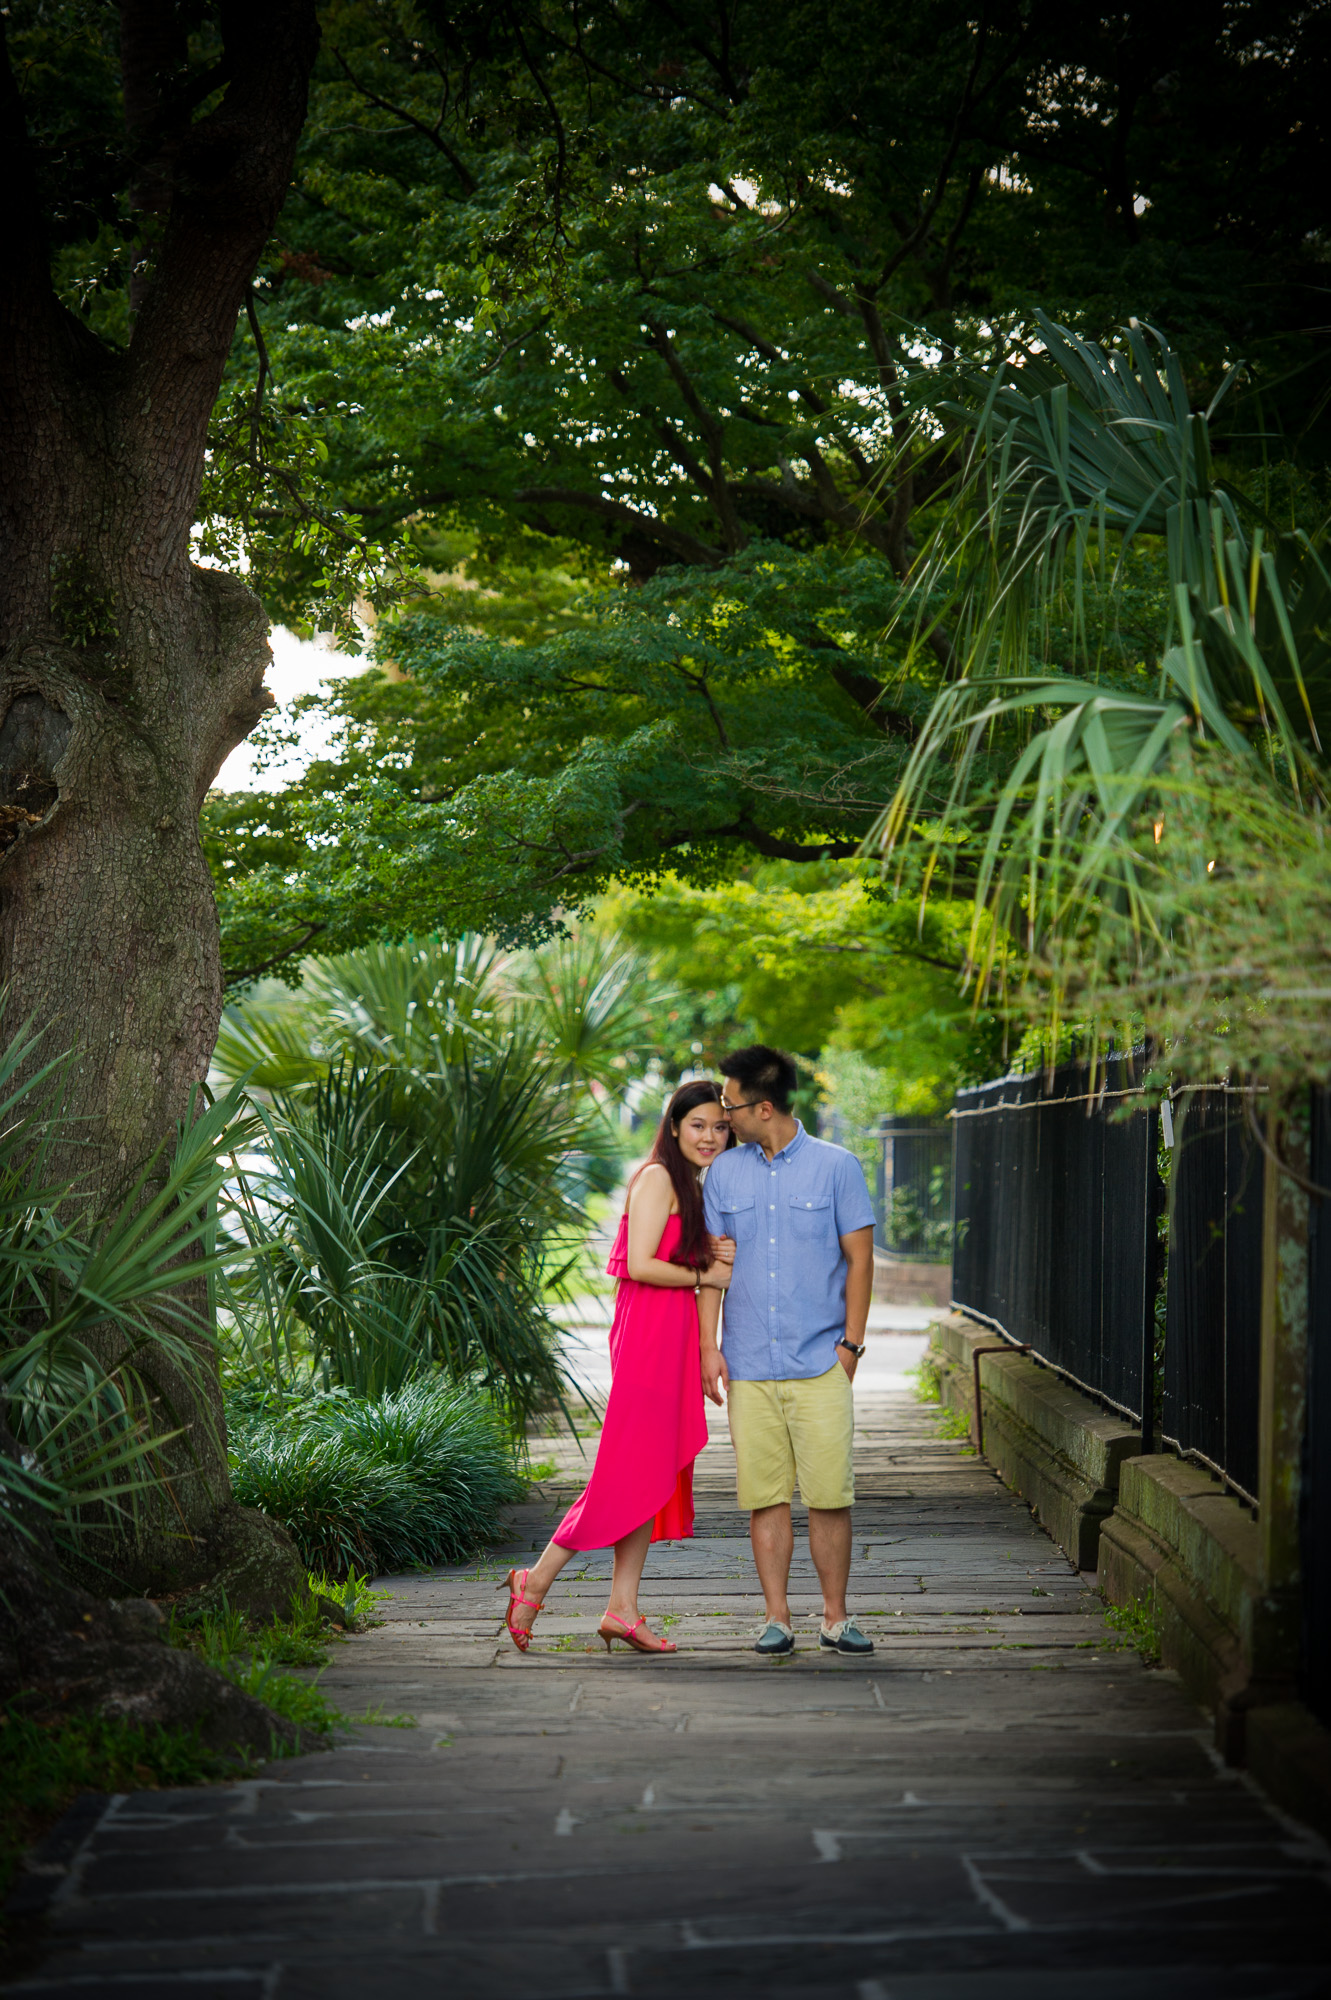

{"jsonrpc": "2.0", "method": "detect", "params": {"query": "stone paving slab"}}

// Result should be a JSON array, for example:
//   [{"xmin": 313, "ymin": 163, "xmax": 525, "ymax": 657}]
[{"xmin": 10, "ymin": 1357, "xmax": 1330, "ymax": 1997}]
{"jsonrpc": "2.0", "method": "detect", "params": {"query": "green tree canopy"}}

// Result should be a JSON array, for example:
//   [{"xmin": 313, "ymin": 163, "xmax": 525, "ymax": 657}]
[{"xmin": 194, "ymin": 0, "xmax": 1330, "ymax": 981}]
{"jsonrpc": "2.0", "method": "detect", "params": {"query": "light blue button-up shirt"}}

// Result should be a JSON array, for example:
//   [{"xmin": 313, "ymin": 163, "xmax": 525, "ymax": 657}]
[{"xmin": 702, "ymin": 1121, "xmax": 875, "ymax": 1382}]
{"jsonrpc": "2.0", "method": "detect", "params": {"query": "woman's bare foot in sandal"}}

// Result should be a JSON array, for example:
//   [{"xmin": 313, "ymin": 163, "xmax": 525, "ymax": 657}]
[
  {"xmin": 598, "ymin": 1611, "xmax": 676, "ymax": 1654},
  {"xmin": 499, "ymin": 1568, "xmax": 546, "ymax": 1652}
]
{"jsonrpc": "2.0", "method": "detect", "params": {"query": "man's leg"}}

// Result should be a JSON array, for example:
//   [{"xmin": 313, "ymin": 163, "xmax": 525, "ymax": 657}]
[
  {"xmin": 729, "ymin": 1378, "xmax": 797, "ymax": 1629},
  {"xmin": 787, "ymin": 1363, "xmax": 857, "ymax": 1628},
  {"xmin": 749, "ymin": 1503, "xmax": 795, "ymax": 1625},
  {"xmin": 807, "ymin": 1505, "xmax": 852, "ymax": 1626}
]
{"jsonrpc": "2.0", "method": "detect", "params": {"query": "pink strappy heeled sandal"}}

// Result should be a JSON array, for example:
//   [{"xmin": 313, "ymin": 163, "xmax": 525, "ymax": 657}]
[
  {"xmin": 597, "ymin": 1612, "xmax": 676, "ymax": 1655},
  {"xmin": 499, "ymin": 1567, "xmax": 544, "ymax": 1653}
]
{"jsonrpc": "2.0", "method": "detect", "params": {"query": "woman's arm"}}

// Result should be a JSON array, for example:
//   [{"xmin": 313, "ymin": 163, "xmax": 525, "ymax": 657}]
[{"xmin": 625, "ymin": 1167, "xmax": 731, "ymax": 1289}]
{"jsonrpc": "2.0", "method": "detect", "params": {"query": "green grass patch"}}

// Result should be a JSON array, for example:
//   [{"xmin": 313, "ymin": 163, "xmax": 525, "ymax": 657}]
[
  {"xmin": 1103, "ymin": 1591, "xmax": 1163, "ymax": 1666},
  {"xmin": 933, "ymin": 1404, "xmax": 975, "ymax": 1443},
  {"xmin": 309, "ymin": 1565, "xmax": 393, "ymax": 1628},
  {"xmin": 906, "ymin": 1357, "xmax": 943, "ymax": 1404},
  {"xmin": 2, "ymin": 1570, "xmax": 405, "ymax": 1931},
  {"xmin": 228, "ymin": 1378, "xmax": 527, "ymax": 1577},
  {"xmin": 165, "ymin": 1599, "xmax": 345, "ymax": 1737},
  {"xmin": 0, "ymin": 1704, "xmax": 231, "ymax": 1916}
]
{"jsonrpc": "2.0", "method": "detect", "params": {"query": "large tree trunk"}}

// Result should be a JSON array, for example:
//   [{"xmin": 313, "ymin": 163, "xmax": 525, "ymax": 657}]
[{"xmin": 0, "ymin": 0, "xmax": 319, "ymax": 1592}]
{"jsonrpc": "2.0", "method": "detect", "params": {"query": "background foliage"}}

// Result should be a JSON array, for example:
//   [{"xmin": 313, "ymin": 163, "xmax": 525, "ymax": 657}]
[{"xmin": 185, "ymin": 0, "xmax": 1330, "ymax": 1050}]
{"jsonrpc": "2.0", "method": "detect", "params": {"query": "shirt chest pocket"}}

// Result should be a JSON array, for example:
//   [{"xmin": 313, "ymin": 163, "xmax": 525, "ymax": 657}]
[
  {"xmin": 790, "ymin": 1194, "xmax": 833, "ymax": 1239},
  {"xmin": 717, "ymin": 1198, "xmax": 756, "ymax": 1244}
]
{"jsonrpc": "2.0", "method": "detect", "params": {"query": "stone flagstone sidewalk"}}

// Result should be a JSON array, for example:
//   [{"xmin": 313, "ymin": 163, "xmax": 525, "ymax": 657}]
[{"xmin": 8, "ymin": 1322, "xmax": 1330, "ymax": 1998}]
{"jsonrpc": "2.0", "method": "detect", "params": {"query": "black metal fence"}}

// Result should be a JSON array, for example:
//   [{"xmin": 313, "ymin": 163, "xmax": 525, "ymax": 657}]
[
  {"xmin": 874, "ymin": 1118, "xmax": 952, "ymax": 1260},
  {"xmin": 953, "ymin": 1063, "xmax": 1328, "ymax": 1720},
  {"xmin": 1162, "ymin": 1087, "xmax": 1264, "ymax": 1506},
  {"xmin": 819, "ymin": 1113, "xmax": 953, "ymax": 1260},
  {"xmin": 1304, "ymin": 1090, "xmax": 1331, "ymax": 1726},
  {"xmin": 952, "ymin": 1064, "xmax": 1267, "ymax": 1492},
  {"xmin": 951, "ymin": 1055, "xmax": 1162, "ymax": 1431}
]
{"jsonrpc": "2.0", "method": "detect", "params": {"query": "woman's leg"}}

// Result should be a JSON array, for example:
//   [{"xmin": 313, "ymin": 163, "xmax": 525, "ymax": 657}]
[
  {"xmin": 604, "ymin": 1518, "xmax": 655, "ymax": 1625},
  {"xmin": 509, "ymin": 1536, "xmax": 577, "ymax": 1637}
]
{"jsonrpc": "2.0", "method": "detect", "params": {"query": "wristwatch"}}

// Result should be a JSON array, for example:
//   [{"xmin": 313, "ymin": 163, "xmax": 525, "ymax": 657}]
[{"xmin": 837, "ymin": 1337, "xmax": 866, "ymax": 1357}]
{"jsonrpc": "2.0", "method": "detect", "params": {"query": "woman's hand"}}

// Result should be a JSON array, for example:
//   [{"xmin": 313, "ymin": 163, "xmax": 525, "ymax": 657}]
[
  {"xmin": 700, "ymin": 1245, "xmax": 734, "ymax": 1291},
  {"xmin": 700, "ymin": 1234, "xmax": 736, "ymax": 1290}
]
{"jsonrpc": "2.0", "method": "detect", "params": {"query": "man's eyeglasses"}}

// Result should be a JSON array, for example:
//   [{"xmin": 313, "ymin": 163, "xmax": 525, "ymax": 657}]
[{"xmin": 719, "ymin": 1095, "xmax": 761, "ymax": 1114}]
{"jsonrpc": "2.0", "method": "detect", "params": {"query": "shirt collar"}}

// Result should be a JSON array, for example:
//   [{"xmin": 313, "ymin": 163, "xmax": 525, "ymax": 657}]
[{"xmin": 754, "ymin": 1119, "xmax": 807, "ymax": 1165}]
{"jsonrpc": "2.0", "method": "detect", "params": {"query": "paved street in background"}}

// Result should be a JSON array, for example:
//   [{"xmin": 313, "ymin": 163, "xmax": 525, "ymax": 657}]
[{"xmin": 12, "ymin": 1312, "xmax": 1330, "ymax": 1998}]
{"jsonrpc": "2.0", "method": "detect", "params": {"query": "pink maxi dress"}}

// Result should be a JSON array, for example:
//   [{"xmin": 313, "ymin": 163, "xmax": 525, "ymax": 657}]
[{"xmin": 553, "ymin": 1213, "xmax": 708, "ymax": 1549}]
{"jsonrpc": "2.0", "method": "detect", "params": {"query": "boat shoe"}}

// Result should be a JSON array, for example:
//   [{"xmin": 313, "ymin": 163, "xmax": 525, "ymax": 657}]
[
  {"xmin": 753, "ymin": 1619, "xmax": 795, "ymax": 1655},
  {"xmin": 818, "ymin": 1617, "xmax": 874, "ymax": 1655}
]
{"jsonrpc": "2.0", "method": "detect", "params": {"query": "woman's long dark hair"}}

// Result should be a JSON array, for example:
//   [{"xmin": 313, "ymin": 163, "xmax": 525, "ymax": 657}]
[{"xmin": 633, "ymin": 1078, "xmax": 733, "ymax": 1270}]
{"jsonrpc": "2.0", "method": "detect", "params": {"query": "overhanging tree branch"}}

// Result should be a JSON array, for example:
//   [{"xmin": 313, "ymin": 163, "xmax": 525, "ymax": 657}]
[{"xmin": 512, "ymin": 486, "xmax": 723, "ymax": 566}]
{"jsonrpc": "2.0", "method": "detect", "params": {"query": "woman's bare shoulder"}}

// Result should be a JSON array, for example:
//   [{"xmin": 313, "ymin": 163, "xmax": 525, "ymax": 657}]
[{"xmin": 628, "ymin": 1162, "xmax": 677, "ymax": 1213}]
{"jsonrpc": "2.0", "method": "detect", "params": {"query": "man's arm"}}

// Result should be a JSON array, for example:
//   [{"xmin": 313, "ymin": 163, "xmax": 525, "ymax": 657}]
[
  {"xmin": 699, "ymin": 1284, "xmax": 729, "ymax": 1405},
  {"xmin": 836, "ymin": 1226, "xmax": 874, "ymax": 1379}
]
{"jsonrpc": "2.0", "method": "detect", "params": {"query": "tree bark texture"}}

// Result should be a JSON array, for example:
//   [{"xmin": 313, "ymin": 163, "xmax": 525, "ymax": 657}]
[{"xmin": 0, "ymin": 0, "xmax": 318, "ymax": 1582}]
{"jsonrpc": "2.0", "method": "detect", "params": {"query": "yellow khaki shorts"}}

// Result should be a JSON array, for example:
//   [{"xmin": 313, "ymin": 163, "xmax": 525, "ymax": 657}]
[{"xmin": 727, "ymin": 1362, "xmax": 855, "ymax": 1511}]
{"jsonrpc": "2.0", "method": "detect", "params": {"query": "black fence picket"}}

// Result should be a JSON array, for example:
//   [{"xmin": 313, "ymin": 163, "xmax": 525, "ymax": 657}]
[
  {"xmin": 1161, "ymin": 1088, "xmax": 1264, "ymax": 1505},
  {"xmin": 951, "ymin": 1055, "xmax": 1161, "ymax": 1427}
]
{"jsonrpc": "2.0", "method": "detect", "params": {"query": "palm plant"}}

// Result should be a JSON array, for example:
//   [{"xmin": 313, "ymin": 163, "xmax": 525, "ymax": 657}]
[
  {"xmin": 872, "ymin": 314, "xmax": 1331, "ymax": 1063},
  {"xmin": 0, "ymin": 1012, "xmax": 256, "ymax": 1556},
  {"xmin": 507, "ymin": 927, "xmax": 674, "ymax": 1092},
  {"xmin": 211, "ymin": 934, "xmax": 505, "ymax": 1096},
  {"xmin": 225, "ymin": 1057, "xmax": 586, "ymax": 1422},
  {"xmin": 217, "ymin": 940, "xmax": 602, "ymax": 1427}
]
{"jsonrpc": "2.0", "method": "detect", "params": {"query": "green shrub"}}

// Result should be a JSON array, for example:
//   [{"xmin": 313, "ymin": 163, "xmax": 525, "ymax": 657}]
[{"xmin": 229, "ymin": 1378, "xmax": 526, "ymax": 1577}]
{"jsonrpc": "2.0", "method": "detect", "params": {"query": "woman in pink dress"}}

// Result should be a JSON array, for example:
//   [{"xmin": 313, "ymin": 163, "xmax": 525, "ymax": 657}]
[{"xmin": 501, "ymin": 1080, "xmax": 735, "ymax": 1655}]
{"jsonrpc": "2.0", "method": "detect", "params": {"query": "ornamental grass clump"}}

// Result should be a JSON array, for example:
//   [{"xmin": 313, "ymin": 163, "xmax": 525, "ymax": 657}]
[{"xmin": 228, "ymin": 1379, "xmax": 525, "ymax": 1577}]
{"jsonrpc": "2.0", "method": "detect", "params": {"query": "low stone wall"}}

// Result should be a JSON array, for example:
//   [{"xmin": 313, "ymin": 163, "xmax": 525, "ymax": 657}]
[
  {"xmin": 927, "ymin": 1310, "xmax": 1331, "ymax": 1832},
  {"xmin": 1246, "ymin": 1702, "xmax": 1331, "ymax": 1841},
  {"xmin": 927, "ymin": 1311, "xmax": 1140, "ymax": 1570},
  {"xmin": 872, "ymin": 1254, "xmax": 951, "ymax": 1308},
  {"xmin": 1097, "ymin": 1455, "xmax": 1296, "ymax": 1764}
]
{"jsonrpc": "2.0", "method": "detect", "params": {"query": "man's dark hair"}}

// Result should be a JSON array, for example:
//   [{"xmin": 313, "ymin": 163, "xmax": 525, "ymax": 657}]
[{"xmin": 721, "ymin": 1044, "xmax": 800, "ymax": 1115}]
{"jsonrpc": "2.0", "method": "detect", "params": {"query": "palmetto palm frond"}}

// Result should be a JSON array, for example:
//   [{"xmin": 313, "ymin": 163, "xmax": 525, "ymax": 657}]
[
  {"xmin": 304, "ymin": 934, "xmax": 505, "ymax": 1067},
  {"xmin": 872, "ymin": 315, "xmax": 1331, "ymax": 1003},
  {"xmin": 212, "ymin": 999, "xmax": 326, "ymax": 1096},
  {"xmin": 212, "ymin": 936, "xmax": 507, "ymax": 1099},
  {"xmin": 507, "ymin": 928, "xmax": 674, "ymax": 1092},
  {"xmin": 0, "ymin": 1051, "xmax": 259, "ymax": 1548}
]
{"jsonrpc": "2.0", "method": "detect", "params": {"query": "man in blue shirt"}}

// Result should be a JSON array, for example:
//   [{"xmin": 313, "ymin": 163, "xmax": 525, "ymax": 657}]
[{"xmin": 700, "ymin": 1045, "xmax": 876, "ymax": 1656}]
